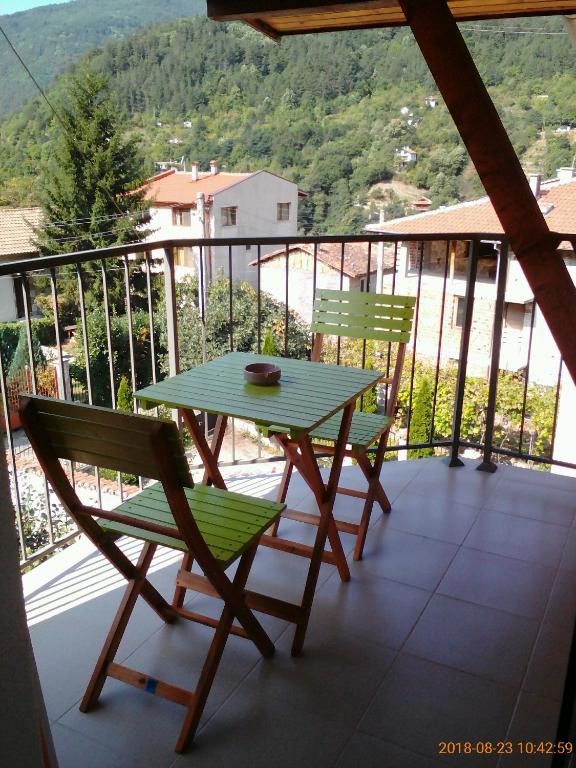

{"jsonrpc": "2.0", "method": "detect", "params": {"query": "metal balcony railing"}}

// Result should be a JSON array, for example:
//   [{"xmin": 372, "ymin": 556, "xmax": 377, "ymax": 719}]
[{"xmin": 0, "ymin": 232, "xmax": 572, "ymax": 569}]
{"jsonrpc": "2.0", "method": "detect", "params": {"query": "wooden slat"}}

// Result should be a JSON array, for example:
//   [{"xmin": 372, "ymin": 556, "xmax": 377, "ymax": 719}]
[
  {"xmin": 107, "ymin": 663, "xmax": 195, "ymax": 707},
  {"xmin": 312, "ymin": 312, "xmax": 412, "ymax": 332},
  {"xmin": 315, "ymin": 289, "xmax": 416, "ymax": 307},
  {"xmin": 310, "ymin": 325, "xmax": 411, "ymax": 342},
  {"xmin": 313, "ymin": 299, "xmax": 415, "ymax": 319}
]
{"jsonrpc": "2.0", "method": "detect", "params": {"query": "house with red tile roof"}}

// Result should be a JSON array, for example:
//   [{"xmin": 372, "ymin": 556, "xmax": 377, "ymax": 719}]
[
  {"xmin": 249, "ymin": 242, "xmax": 395, "ymax": 323},
  {"xmin": 141, "ymin": 161, "xmax": 303, "ymax": 284},
  {"xmin": 0, "ymin": 207, "xmax": 43, "ymax": 321},
  {"xmin": 366, "ymin": 169, "xmax": 576, "ymax": 385}
]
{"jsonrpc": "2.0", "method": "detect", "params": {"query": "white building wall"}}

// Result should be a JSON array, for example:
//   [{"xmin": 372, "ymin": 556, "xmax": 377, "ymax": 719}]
[
  {"xmin": 211, "ymin": 172, "xmax": 299, "ymax": 286},
  {"xmin": 0, "ymin": 275, "xmax": 19, "ymax": 322}
]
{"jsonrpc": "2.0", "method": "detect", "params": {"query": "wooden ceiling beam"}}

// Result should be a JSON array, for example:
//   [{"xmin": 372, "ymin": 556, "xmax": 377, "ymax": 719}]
[
  {"xmin": 208, "ymin": 1, "xmax": 394, "ymax": 21},
  {"xmin": 399, "ymin": 0, "xmax": 576, "ymax": 385}
]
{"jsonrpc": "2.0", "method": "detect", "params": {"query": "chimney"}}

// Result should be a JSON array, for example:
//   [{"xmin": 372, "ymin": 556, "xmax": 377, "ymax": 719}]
[
  {"xmin": 529, "ymin": 173, "xmax": 541, "ymax": 197},
  {"xmin": 209, "ymin": 159, "xmax": 218, "ymax": 175},
  {"xmin": 190, "ymin": 161, "xmax": 199, "ymax": 182},
  {"xmin": 557, "ymin": 167, "xmax": 576, "ymax": 183}
]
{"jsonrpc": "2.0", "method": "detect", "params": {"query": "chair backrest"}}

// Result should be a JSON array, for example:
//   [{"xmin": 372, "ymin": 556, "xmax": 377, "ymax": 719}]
[
  {"xmin": 310, "ymin": 289, "xmax": 416, "ymax": 417},
  {"xmin": 19, "ymin": 395, "xmax": 192, "ymax": 488},
  {"xmin": 310, "ymin": 289, "xmax": 415, "ymax": 357}
]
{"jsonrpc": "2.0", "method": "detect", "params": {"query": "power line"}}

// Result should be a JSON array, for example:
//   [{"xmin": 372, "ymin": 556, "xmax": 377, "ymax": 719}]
[{"xmin": 0, "ymin": 20, "xmax": 132, "ymax": 229}]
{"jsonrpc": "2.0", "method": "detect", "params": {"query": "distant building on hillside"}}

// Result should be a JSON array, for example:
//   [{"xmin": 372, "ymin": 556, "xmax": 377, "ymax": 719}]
[
  {"xmin": 250, "ymin": 242, "xmax": 393, "ymax": 323},
  {"xmin": 396, "ymin": 146, "xmax": 417, "ymax": 164},
  {"xmin": 0, "ymin": 207, "xmax": 43, "ymax": 322},
  {"xmin": 141, "ymin": 161, "xmax": 303, "ymax": 284}
]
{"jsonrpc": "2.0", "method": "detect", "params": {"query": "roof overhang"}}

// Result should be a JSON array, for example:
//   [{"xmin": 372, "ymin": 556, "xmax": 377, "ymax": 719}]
[{"xmin": 207, "ymin": 1, "xmax": 576, "ymax": 39}]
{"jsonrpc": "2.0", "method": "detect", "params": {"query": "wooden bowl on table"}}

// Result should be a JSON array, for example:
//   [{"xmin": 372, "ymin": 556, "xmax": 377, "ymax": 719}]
[{"xmin": 244, "ymin": 363, "xmax": 281, "ymax": 386}]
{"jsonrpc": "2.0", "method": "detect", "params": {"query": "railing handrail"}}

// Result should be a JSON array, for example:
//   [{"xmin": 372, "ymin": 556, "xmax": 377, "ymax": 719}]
[{"xmin": 0, "ymin": 232, "xmax": 511, "ymax": 276}]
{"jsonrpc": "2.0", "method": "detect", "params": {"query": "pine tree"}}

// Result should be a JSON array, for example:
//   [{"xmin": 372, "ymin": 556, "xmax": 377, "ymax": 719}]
[
  {"xmin": 35, "ymin": 66, "xmax": 150, "ymax": 322},
  {"xmin": 8, "ymin": 324, "xmax": 45, "ymax": 378},
  {"xmin": 407, "ymin": 375, "xmax": 435, "ymax": 459},
  {"xmin": 262, "ymin": 328, "xmax": 278, "ymax": 356},
  {"xmin": 116, "ymin": 375, "xmax": 134, "ymax": 413}
]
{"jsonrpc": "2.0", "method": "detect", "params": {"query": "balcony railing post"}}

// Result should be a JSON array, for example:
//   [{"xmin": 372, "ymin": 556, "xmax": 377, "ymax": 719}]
[
  {"xmin": 478, "ymin": 240, "xmax": 509, "ymax": 473},
  {"xmin": 449, "ymin": 238, "xmax": 479, "ymax": 467},
  {"xmin": 163, "ymin": 246, "xmax": 180, "ymax": 377}
]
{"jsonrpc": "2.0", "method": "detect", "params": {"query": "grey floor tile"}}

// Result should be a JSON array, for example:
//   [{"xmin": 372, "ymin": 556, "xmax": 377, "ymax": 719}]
[
  {"xmin": 362, "ymin": 527, "xmax": 458, "ymax": 590},
  {"xmin": 242, "ymin": 629, "xmax": 396, "ymax": 726},
  {"xmin": 51, "ymin": 721, "xmax": 156, "ymax": 768},
  {"xmin": 464, "ymin": 510, "xmax": 567, "ymax": 567},
  {"xmin": 544, "ymin": 568, "xmax": 576, "ymax": 628},
  {"xmin": 498, "ymin": 692, "xmax": 559, "ymax": 768},
  {"xmin": 335, "ymin": 732, "xmax": 447, "ymax": 768},
  {"xmin": 384, "ymin": 488, "xmax": 479, "ymax": 545},
  {"xmin": 407, "ymin": 462, "xmax": 499, "ymax": 507},
  {"xmin": 438, "ymin": 548, "xmax": 556, "ymax": 620},
  {"xmin": 173, "ymin": 687, "xmax": 354, "ymax": 768},
  {"xmin": 313, "ymin": 567, "xmax": 431, "ymax": 649},
  {"xmin": 359, "ymin": 653, "xmax": 516, "ymax": 766},
  {"xmin": 523, "ymin": 622, "xmax": 572, "ymax": 701},
  {"xmin": 499, "ymin": 465, "xmax": 576, "ymax": 493},
  {"xmin": 560, "ymin": 529, "xmax": 576, "ymax": 572},
  {"xmin": 404, "ymin": 594, "xmax": 538, "ymax": 687},
  {"xmin": 484, "ymin": 477, "xmax": 576, "ymax": 527}
]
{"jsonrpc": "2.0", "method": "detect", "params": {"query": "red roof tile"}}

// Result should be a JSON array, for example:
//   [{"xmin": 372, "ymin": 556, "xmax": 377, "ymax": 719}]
[
  {"xmin": 0, "ymin": 207, "xmax": 42, "ymax": 258},
  {"xmin": 368, "ymin": 177, "xmax": 576, "ymax": 242},
  {"xmin": 251, "ymin": 242, "xmax": 395, "ymax": 278},
  {"xmin": 142, "ymin": 169, "xmax": 254, "ymax": 206}
]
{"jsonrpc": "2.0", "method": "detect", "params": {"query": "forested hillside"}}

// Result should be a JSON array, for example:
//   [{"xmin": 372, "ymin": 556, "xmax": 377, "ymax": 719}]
[
  {"xmin": 1, "ymin": 14, "xmax": 575, "ymax": 232},
  {"xmin": 0, "ymin": 0, "xmax": 205, "ymax": 115}
]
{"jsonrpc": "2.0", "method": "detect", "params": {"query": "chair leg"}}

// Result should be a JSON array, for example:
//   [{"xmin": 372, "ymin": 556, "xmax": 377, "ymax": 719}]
[
  {"xmin": 269, "ymin": 458, "xmax": 293, "ymax": 536},
  {"xmin": 175, "ymin": 543, "xmax": 265, "ymax": 752},
  {"xmin": 80, "ymin": 542, "xmax": 159, "ymax": 712},
  {"xmin": 352, "ymin": 440, "xmax": 391, "ymax": 561},
  {"xmin": 172, "ymin": 552, "xmax": 194, "ymax": 609}
]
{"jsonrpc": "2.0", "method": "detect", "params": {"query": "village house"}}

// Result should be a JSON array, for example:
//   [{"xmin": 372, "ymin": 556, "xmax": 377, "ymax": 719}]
[
  {"xmin": 0, "ymin": 207, "xmax": 43, "ymax": 322},
  {"xmin": 251, "ymin": 241, "xmax": 394, "ymax": 323},
  {"xmin": 142, "ymin": 161, "xmax": 302, "ymax": 285},
  {"xmin": 396, "ymin": 146, "xmax": 417, "ymax": 164}
]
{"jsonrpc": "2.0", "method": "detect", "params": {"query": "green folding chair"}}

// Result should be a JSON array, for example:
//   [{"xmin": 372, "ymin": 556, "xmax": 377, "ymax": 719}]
[
  {"xmin": 271, "ymin": 289, "xmax": 415, "ymax": 560},
  {"xmin": 19, "ymin": 395, "xmax": 284, "ymax": 753}
]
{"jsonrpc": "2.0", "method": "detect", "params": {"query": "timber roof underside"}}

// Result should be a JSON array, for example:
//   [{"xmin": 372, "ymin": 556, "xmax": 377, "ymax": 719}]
[{"xmin": 208, "ymin": 1, "xmax": 576, "ymax": 37}]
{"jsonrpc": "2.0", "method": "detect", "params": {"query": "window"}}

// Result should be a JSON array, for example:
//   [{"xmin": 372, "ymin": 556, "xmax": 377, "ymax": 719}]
[
  {"xmin": 174, "ymin": 247, "xmax": 194, "ymax": 268},
  {"xmin": 221, "ymin": 206, "xmax": 237, "ymax": 226},
  {"xmin": 360, "ymin": 279, "xmax": 366, "ymax": 292},
  {"xmin": 454, "ymin": 296, "xmax": 466, "ymax": 328},
  {"xmin": 172, "ymin": 208, "xmax": 191, "ymax": 226},
  {"xmin": 277, "ymin": 202, "xmax": 290, "ymax": 222},
  {"xmin": 245, "ymin": 244, "xmax": 252, "ymax": 251}
]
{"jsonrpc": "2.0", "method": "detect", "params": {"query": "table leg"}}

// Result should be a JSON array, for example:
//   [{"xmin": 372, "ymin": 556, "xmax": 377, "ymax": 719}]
[
  {"xmin": 180, "ymin": 409, "xmax": 228, "ymax": 490},
  {"xmin": 289, "ymin": 402, "xmax": 355, "ymax": 656}
]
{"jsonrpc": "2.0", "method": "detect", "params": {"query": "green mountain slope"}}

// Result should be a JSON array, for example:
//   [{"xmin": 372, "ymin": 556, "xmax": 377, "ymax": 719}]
[
  {"xmin": 0, "ymin": 0, "xmax": 205, "ymax": 115},
  {"xmin": 1, "ymin": 15, "xmax": 575, "ymax": 231}
]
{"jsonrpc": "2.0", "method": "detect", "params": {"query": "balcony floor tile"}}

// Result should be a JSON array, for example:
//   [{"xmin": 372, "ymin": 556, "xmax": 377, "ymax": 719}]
[{"xmin": 22, "ymin": 457, "xmax": 576, "ymax": 767}]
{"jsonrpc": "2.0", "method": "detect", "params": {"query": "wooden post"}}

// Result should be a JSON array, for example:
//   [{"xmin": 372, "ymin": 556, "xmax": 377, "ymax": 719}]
[{"xmin": 399, "ymin": 0, "xmax": 576, "ymax": 386}]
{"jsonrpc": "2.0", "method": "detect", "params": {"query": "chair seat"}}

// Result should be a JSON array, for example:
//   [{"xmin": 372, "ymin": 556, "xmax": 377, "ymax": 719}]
[
  {"xmin": 101, "ymin": 483, "xmax": 284, "ymax": 568},
  {"xmin": 310, "ymin": 410, "xmax": 391, "ymax": 447}
]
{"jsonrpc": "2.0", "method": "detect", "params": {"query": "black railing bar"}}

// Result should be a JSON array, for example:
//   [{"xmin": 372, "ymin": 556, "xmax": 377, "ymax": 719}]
[
  {"xmin": 21, "ymin": 274, "xmax": 38, "ymax": 395},
  {"xmin": 257, "ymin": 245, "xmax": 262, "ymax": 355},
  {"xmin": 100, "ymin": 261, "xmax": 116, "ymax": 409},
  {"xmin": 0, "ymin": 344, "xmax": 25, "ymax": 555},
  {"xmin": 76, "ymin": 266, "xmax": 102, "ymax": 508},
  {"xmin": 22, "ymin": 272, "xmax": 55, "ymax": 543},
  {"xmin": 406, "ymin": 240, "xmax": 424, "ymax": 443},
  {"xmin": 518, "ymin": 300, "xmax": 537, "ymax": 453},
  {"xmin": 123, "ymin": 256, "xmax": 137, "ymax": 396},
  {"xmin": 284, "ymin": 243, "xmax": 289, "ymax": 358},
  {"xmin": 0, "ymin": 234, "xmax": 511, "ymax": 276},
  {"xmin": 478, "ymin": 241, "xmax": 509, "ymax": 473},
  {"xmin": 228, "ymin": 244, "xmax": 234, "ymax": 352},
  {"xmin": 100, "ymin": 260, "xmax": 122, "ymax": 498},
  {"xmin": 430, "ymin": 241, "xmax": 451, "ymax": 439},
  {"xmin": 144, "ymin": 252, "xmax": 158, "ymax": 388},
  {"xmin": 336, "ymin": 242, "xmax": 345, "ymax": 366},
  {"xmin": 359, "ymin": 242, "xmax": 372, "ymax": 408},
  {"xmin": 449, "ymin": 238, "xmax": 479, "ymax": 467},
  {"xmin": 550, "ymin": 358, "xmax": 564, "ymax": 461},
  {"xmin": 312, "ymin": 241, "xmax": 318, "ymax": 304},
  {"xmin": 163, "ymin": 247, "xmax": 180, "ymax": 378},
  {"xmin": 49, "ymin": 268, "xmax": 76, "ymax": 488}
]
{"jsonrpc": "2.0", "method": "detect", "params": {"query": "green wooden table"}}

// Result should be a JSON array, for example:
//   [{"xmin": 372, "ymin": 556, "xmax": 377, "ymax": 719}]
[{"xmin": 136, "ymin": 351, "xmax": 385, "ymax": 655}]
